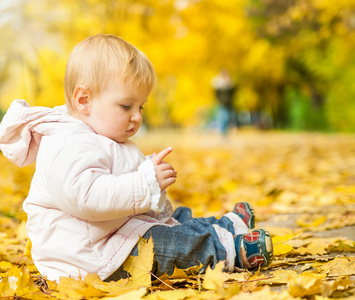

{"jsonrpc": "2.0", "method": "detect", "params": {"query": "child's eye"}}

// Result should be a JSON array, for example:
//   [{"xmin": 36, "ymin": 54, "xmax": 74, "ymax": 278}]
[
  {"xmin": 121, "ymin": 105, "xmax": 131, "ymax": 110},
  {"xmin": 140, "ymin": 106, "xmax": 144, "ymax": 111}
]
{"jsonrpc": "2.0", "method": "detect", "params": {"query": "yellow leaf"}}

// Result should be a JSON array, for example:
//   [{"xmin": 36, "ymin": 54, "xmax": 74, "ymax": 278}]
[
  {"xmin": 318, "ymin": 257, "xmax": 355, "ymax": 277},
  {"xmin": 16, "ymin": 221, "xmax": 28, "ymax": 240},
  {"xmin": 0, "ymin": 261, "xmax": 13, "ymax": 272},
  {"xmin": 7, "ymin": 266, "xmax": 22, "ymax": 291},
  {"xmin": 272, "ymin": 234, "xmax": 294, "ymax": 244},
  {"xmin": 6, "ymin": 266, "xmax": 40, "ymax": 297},
  {"xmin": 272, "ymin": 234, "xmax": 294, "ymax": 256},
  {"xmin": 101, "ymin": 287, "xmax": 147, "ymax": 300},
  {"xmin": 225, "ymin": 272, "xmax": 249, "ymax": 282},
  {"xmin": 170, "ymin": 266, "xmax": 188, "ymax": 279},
  {"xmin": 202, "ymin": 261, "xmax": 225, "ymax": 291},
  {"xmin": 123, "ymin": 236, "xmax": 154, "ymax": 287},
  {"xmin": 51, "ymin": 286, "xmax": 84, "ymax": 300},
  {"xmin": 144, "ymin": 288, "xmax": 211, "ymax": 300},
  {"xmin": 24, "ymin": 238, "xmax": 32, "ymax": 259},
  {"xmin": 296, "ymin": 237, "xmax": 341, "ymax": 256},
  {"xmin": 203, "ymin": 261, "xmax": 240, "ymax": 297},
  {"xmin": 327, "ymin": 239, "xmax": 355, "ymax": 252},
  {"xmin": 229, "ymin": 285, "xmax": 292, "ymax": 300},
  {"xmin": 0, "ymin": 275, "xmax": 15, "ymax": 297},
  {"xmin": 274, "ymin": 243, "xmax": 294, "ymax": 256},
  {"xmin": 321, "ymin": 277, "xmax": 353, "ymax": 297},
  {"xmin": 182, "ymin": 262, "xmax": 204, "ymax": 275},
  {"xmin": 85, "ymin": 273, "xmax": 137, "ymax": 297},
  {"xmin": 288, "ymin": 272, "xmax": 326, "ymax": 298},
  {"xmin": 297, "ymin": 215, "xmax": 327, "ymax": 228},
  {"xmin": 261, "ymin": 270, "xmax": 299, "ymax": 285},
  {"xmin": 53, "ymin": 275, "xmax": 105, "ymax": 299}
]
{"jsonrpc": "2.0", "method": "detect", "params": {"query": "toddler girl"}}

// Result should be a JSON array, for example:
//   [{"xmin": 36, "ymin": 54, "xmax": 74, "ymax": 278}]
[{"xmin": 0, "ymin": 34, "xmax": 273, "ymax": 281}]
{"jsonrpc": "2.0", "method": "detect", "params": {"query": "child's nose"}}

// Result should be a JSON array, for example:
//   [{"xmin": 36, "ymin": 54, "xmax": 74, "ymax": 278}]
[{"xmin": 130, "ymin": 111, "xmax": 142, "ymax": 122}]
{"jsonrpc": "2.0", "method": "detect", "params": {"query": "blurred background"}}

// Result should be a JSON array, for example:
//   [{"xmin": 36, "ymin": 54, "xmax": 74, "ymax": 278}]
[{"xmin": 1, "ymin": 0, "xmax": 355, "ymax": 132}]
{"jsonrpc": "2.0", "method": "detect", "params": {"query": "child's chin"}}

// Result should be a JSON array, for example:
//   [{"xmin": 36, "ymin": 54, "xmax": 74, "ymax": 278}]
[{"xmin": 115, "ymin": 135, "xmax": 132, "ymax": 143}]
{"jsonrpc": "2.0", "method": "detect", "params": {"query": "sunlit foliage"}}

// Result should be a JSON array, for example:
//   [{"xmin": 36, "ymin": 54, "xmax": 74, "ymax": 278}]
[{"xmin": 0, "ymin": 0, "xmax": 355, "ymax": 130}]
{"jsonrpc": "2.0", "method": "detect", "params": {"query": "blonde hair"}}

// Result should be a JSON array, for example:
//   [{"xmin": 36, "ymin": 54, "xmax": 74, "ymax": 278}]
[{"xmin": 64, "ymin": 34, "xmax": 156, "ymax": 114}]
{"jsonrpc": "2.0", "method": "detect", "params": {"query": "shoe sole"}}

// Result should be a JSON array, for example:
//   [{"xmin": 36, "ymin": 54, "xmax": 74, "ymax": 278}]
[
  {"xmin": 234, "ymin": 202, "xmax": 255, "ymax": 229},
  {"xmin": 255, "ymin": 229, "xmax": 273, "ymax": 267}
]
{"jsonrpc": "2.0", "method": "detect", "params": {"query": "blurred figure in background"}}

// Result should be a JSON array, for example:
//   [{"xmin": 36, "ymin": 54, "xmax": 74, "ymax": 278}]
[{"xmin": 211, "ymin": 69, "xmax": 237, "ymax": 135}]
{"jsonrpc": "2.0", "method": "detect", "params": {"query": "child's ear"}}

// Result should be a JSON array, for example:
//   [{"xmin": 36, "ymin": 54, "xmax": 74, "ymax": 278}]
[{"xmin": 73, "ymin": 86, "xmax": 91, "ymax": 114}]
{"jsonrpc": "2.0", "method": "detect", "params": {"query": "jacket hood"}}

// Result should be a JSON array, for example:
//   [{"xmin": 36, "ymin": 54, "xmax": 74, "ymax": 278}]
[{"xmin": 0, "ymin": 100, "xmax": 82, "ymax": 167}]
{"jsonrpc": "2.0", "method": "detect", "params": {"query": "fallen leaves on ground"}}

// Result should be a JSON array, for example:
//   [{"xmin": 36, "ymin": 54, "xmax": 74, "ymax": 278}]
[
  {"xmin": 123, "ymin": 236, "xmax": 154, "ymax": 288},
  {"xmin": 0, "ymin": 130, "xmax": 354, "ymax": 299}
]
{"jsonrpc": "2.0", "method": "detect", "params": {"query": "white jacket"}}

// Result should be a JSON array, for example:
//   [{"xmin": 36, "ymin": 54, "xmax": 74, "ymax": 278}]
[{"xmin": 0, "ymin": 100, "xmax": 178, "ymax": 281}]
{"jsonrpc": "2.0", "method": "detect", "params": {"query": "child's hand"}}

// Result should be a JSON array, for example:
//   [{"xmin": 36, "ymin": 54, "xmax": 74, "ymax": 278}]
[{"xmin": 151, "ymin": 147, "xmax": 177, "ymax": 191}]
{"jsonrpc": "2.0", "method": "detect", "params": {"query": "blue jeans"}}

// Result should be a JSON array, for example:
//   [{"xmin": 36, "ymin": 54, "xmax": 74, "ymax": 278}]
[
  {"xmin": 216, "ymin": 105, "xmax": 237, "ymax": 135},
  {"xmin": 105, "ymin": 207, "xmax": 236, "ymax": 281}
]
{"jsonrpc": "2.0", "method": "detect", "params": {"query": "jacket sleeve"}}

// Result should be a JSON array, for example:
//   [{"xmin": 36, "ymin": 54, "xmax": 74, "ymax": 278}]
[
  {"xmin": 46, "ymin": 143, "xmax": 154, "ymax": 221},
  {"xmin": 137, "ymin": 158, "xmax": 167, "ymax": 213}
]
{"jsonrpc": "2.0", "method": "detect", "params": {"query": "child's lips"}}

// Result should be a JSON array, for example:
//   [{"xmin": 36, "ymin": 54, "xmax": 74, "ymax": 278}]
[{"xmin": 126, "ymin": 127, "xmax": 135, "ymax": 133}]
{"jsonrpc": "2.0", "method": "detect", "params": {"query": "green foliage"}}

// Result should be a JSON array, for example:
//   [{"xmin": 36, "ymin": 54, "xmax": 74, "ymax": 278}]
[
  {"xmin": 285, "ymin": 86, "xmax": 329, "ymax": 131},
  {"xmin": 246, "ymin": 0, "xmax": 355, "ymax": 131}
]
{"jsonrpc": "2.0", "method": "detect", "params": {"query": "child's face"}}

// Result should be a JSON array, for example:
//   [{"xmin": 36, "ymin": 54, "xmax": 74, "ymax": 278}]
[{"xmin": 85, "ymin": 80, "xmax": 148, "ymax": 143}]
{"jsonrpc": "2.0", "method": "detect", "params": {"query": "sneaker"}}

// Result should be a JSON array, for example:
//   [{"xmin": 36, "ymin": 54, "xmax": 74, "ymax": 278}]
[
  {"xmin": 234, "ymin": 229, "xmax": 273, "ymax": 271},
  {"xmin": 233, "ymin": 202, "xmax": 255, "ymax": 229}
]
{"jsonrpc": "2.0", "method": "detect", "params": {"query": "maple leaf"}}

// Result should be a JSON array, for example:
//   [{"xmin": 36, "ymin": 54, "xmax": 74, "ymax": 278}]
[
  {"xmin": 203, "ymin": 261, "xmax": 241, "ymax": 297},
  {"xmin": 287, "ymin": 272, "xmax": 326, "ymax": 298},
  {"xmin": 182, "ymin": 262, "xmax": 204, "ymax": 276},
  {"xmin": 144, "ymin": 288, "xmax": 213, "ymax": 300},
  {"xmin": 236, "ymin": 269, "xmax": 274, "ymax": 293},
  {"xmin": 24, "ymin": 238, "xmax": 32, "ymax": 259},
  {"xmin": 16, "ymin": 220, "xmax": 28, "ymax": 240},
  {"xmin": 84, "ymin": 273, "xmax": 141, "ymax": 297},
  {"xmin": 99, "ymin": 287, "xmax": 147, "ymax": 299},
  {"xmin": 296, "ymin": 215, "xmax": 327, "ymax": 228},
  {"xmin": 0, "ymin": 260, "xmax": 13, "ymax": 272},
  {"xmin": 318, "ymin": 257, "xmax": 355, "ymax": 277},
  {"xmin": 123, "ymin": 236, "xmax": 154, "ymax": 287},
  {"xmin": 327, "ymin": 239, "xmax": 355, "ymax": 252},
  {"xmin": 1, "ymin": 266, "xmax": 42, "ymax": 298},
  {"xmin": 228, "ymin": 285, "xmax": 293, "ymax": 300},
  {"xmin": 322, "ymin": 277, "xmax": 354, "ymax": 298},
  {"xmin": 272, "ymin": 234, "xmax": 294, "ymax": 256},
  {"xmin": 52, "ymin": 275, "xmax": 106, "ymax": 299},
  {"xmin": 152, "ymin": 264, "xmax": 204, "ymax": 289},
  {"xmin": 170, "ymin": 266, "xmax": 188, "ymax": 279},
  {"xmin": 0, "ymin": 275, "xmax": 14, "ymax": 297},
  {"xmin": 261, "ymin": 269, "xmax": 299, "ymax": 285},
  {"xmin": 274, "ymin": 243, "xmax": 294, "ymax": 256},
  {"xmin": 224, "ymin": 271, "xmax": 250, "ymax": 282},
  {"xmin": 202, "ymin": 261, "xmax": 225, "ymax": 291},
  {"xmin": 295, "ymin": 237, "xmax": 342, "ymax": 256}
]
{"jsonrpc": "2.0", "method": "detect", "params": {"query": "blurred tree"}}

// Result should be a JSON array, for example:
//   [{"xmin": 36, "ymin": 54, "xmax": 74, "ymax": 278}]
[
  {"xmin": 245, "ymin": 0, "xmax": 355, "ymax": 130},
  {"xmin": 0, "ymin": 0, "xmax": 66, "ymax": 110},
  {"xmin": 0, "ymin": 0, "xmax": 354, "ymax": 131}
]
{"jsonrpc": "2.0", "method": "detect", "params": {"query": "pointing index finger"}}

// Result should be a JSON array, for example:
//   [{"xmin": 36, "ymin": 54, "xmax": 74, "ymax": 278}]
[{"xmin": 152, "ymin": 147, "xmax": 173, "ymax": 164}]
